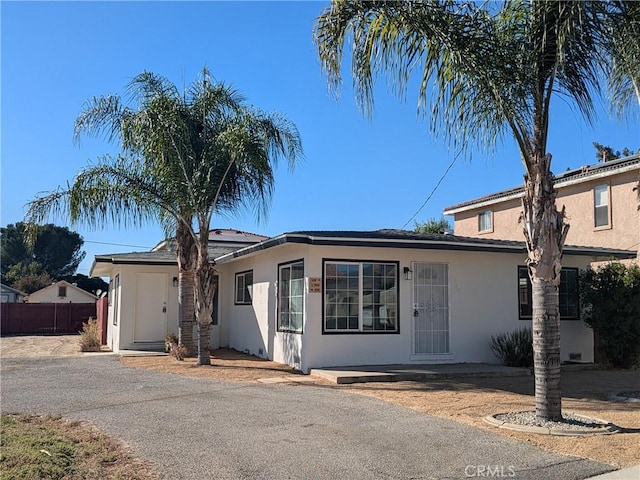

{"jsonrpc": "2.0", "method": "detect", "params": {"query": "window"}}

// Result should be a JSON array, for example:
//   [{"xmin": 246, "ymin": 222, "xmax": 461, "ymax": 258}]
[
  {"xmin": 594, "ymin": 184, "xmax": 610, "ymax": 228},
  {"xmin": 278, "ymin": 261, "xmax": 304, "ymax": 333},
  {"xmin": 58, "ymin": 285, "xmax": 67, "ymax": 298},
  {"xmin": 211, "ymin": 275, "xmax": 219, "ymax": 325},
  {"xmin": 518, "ymin": 266, "xmax": 579, "ymax": 320},
  {"xmin": 235, "ymin": 270, "xmax": 253, "ymax": 305},
  {"xmin": 478, "ymin": 210, "xmax": 493, "ymax": 232},
  {"xmin": 324, "ymin": 261, "xmax": 398, "ymax": 333}
]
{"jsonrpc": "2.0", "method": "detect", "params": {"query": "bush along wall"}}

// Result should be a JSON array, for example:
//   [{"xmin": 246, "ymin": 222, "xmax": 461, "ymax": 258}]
[
  {"xmin": 580, "ymin": 262, "xmax": 640, "ymax": 369},
  {"xmin": 490, "ymin": 327, "xmax": 533, "ymax": 368}
]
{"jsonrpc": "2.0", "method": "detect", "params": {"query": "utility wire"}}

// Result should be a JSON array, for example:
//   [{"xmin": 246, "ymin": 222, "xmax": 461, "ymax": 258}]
[
  {"xmin": 84, "ymin": 240, "xmax": 154, "ymax": 249},
  {"xmin": 401, "ymin": 150, "xmax": 462, "ymax": 229}
]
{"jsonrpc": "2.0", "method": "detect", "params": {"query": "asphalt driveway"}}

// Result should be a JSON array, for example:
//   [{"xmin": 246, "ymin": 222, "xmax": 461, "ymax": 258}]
[{"xmin": 0, "ymin": 355, "xmax": 614, "ymax": 480}]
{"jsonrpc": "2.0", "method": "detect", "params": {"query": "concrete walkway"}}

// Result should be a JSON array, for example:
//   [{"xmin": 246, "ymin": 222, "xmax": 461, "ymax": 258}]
[{"xmin": 310, "ymin": 363, "xmax": 530, "ymax": 384}]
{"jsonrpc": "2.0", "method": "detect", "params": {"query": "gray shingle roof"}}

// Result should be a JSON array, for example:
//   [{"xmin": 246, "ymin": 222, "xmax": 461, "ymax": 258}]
[{"xmin": 215, "ymin": 229, "xmax": 637, "ymax": 263}]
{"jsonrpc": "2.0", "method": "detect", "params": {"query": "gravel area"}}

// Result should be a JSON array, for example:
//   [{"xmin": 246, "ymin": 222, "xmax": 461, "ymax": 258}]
[{"xmin": 495, "ymin": 411, "xmax": 609, "ymax": 431}]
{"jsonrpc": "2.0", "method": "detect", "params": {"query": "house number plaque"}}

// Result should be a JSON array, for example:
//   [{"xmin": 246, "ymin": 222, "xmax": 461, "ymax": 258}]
[{"xmin": 308, "ymin": 277, "xmax": 322, "ymax": 293}]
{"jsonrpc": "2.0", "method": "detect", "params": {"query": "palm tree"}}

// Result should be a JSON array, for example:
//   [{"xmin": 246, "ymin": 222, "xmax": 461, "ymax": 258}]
[
  {"xmin": 608, "ymin": 1, "xmax": 640, "ymax": 117},
  {"xmin": 26, "ymin": 68, "xmax": 303, "ymax": 365},
  {"xmin": 315, "ymin": 0, "xmax": 638, "ymax": 421}
]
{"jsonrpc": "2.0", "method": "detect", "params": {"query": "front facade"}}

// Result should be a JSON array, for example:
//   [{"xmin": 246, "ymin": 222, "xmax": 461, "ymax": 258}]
[
  {"xmin": 26, "ymin": 280, "xmax": 97, "ymax": 304},
  {"xmin": 215, "ymin": 231, "xmax": 635, "ymax": 373},
  {"xmin": 443, "ymin": 155, "xmax": 640, "ymax": 263},
  {"xmin": 91, "ymin": 230, "xmax": 634, "ymax": 372}
]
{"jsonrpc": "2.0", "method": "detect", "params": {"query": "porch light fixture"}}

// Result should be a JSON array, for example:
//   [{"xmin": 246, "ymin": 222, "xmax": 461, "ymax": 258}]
[
  {"xmin": 403, "ymin": 267, "xmax": 413, "ymax": 281},
  {"xmin": 172, "ymin": 277, "xmax": 179, "ymax": 287}
]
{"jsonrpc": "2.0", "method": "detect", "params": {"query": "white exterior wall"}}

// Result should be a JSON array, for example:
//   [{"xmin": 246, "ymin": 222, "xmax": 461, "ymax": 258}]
[
  {"xmin": 217, "ymin": 243, "xmax": 309, "ymax": 371},
  {"xmin": 105, "ymin": 264, "xmax": 179, "ymax": 352},
  {"xmin": 220, "ymin": 244, "xmax": 595, "ymax": 373}
]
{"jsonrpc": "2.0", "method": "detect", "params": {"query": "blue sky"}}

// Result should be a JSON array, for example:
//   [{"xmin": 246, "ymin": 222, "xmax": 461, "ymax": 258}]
[{"xmin": 2, "ymin": 1, "xmax": 638, "ymax": 276}]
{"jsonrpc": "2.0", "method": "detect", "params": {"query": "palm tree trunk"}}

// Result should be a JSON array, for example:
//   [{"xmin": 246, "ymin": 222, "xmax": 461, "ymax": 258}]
[
  {"xmin": 176, "ymin": 221, "xmax": 197, "ymax": 356},
  {"xmin": 177, "ymin": 268, "xmax": 196, "ymax": 356},
  {"xmin": 194, "ymin": 222, "xmax": 216, "ymax": 366},
  {"xmin": 521, "ymin": 154, "xmax": 569, "ymax": 422}
]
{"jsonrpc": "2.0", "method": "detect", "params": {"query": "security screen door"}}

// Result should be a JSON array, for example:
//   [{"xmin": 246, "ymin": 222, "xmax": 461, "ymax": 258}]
[{"xmin": 412, "ymin": 262, "xmax": 450, "ymax": 355}]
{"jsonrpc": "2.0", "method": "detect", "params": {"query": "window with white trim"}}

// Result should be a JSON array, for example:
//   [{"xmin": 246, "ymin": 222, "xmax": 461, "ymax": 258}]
[
  {"xmin": 235, "ymin": 270, "xmax": 253, "ymax": 305},
  {"xmin": 594, "ymin": 184, "xmax": 610, "ymax": 228},
  {"xmin": 278, "ymin": 260, "xmax": 304, "ymax": 333},
  {"xmin": 324, "ymin": 261, "xmax": 398, "ymax": 333},
  {"xmin": 478, "ymin": 210, "xmax": 493, "ymax": 232}
]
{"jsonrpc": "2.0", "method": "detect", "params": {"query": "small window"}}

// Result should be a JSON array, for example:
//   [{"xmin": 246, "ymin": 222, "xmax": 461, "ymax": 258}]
[
  {"xmin": 278, "ymin": 260, "xmax": 304, "ymax": 333},
  {"xmin": 478, "ymin": 210, "xmax": 493, "ymax": 232},
  {"xmin": 518, "ymin": 266, "xmax": 579, "ymax": 320},
  {"xmin": 594, "ymin": 184, "xmax": 610, "ymax": 228},
  {"xmin": 58, "ymin": 286, "xmax": 67, "ymax": 298},
  {"xmin": 235, "ymin": 270, "xmax": 253, "ymax": 305}
]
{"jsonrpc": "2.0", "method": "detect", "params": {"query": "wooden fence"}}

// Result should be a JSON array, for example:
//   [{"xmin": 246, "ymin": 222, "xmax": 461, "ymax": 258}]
[{"xmin": 0, "ymin": 303, "xmax": 96, "ymax": 335}]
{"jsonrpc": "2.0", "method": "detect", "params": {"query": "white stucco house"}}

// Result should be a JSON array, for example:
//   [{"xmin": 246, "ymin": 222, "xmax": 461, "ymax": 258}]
[
  {"xmin": 26, "ymin": 280, "xmax": 97, "ymax": 304},
  {"xmin": 90, "ymin": 229, "xmax": 636, "ymax": 373}
]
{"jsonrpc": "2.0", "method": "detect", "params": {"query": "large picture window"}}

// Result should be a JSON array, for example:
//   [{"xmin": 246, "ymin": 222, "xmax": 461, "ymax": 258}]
[
  {"xmin": 235, "ymin": 270, "xmax": 253, "ymax": 305},
  {"xmin": 278, "ymin": 260, "xmax": 304, "ymax": 333},
  {"xmin": 518, "ymin": 266, "xmax": 579, "ymax": 320},
  {"xmin": 324, "ymin": 261, "xmax": 398, "ymax": 333}
]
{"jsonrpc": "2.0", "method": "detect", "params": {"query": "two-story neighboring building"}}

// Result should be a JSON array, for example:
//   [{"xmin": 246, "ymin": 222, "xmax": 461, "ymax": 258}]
[{"xmin": 443, "ymin": 154, "xmax": 640, "ymax": 263}]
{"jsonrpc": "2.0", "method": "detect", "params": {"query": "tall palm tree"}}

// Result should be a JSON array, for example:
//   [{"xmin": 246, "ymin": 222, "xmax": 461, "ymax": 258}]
[
  {"xmin": 315, "ymin": 0, "xmax": 638, "ymax": 421},
  {"xmin": 26, "ymin": 68, "xmax": 303, "ymax": 365}
]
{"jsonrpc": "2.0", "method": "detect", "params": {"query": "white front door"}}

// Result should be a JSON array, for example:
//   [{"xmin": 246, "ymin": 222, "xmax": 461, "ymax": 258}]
[
  {"xmin": 134, "ymin": 273, "xmax": 168, "ymax": 343},
  {"xmin": 412, "ymin": 262, "xmax": 450, "ymax": 355}
]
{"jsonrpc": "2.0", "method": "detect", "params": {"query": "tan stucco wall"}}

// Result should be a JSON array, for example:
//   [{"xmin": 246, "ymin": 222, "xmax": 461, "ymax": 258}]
[{"xmin": 451, "ymin": 170, "xmax": 639, "ymax": 263}]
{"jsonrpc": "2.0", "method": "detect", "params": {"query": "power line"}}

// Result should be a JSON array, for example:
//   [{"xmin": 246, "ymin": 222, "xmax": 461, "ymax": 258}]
[
  {"xmin": 84, "ymin": 240, "xmax": 154, "ymax": 249},
  {"xmin": 401, "ymin": 150, "xmax": 462, "ymax": 229}
]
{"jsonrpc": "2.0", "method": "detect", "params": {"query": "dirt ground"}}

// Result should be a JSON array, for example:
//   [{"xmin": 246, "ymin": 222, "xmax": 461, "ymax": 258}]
[{"xmin": 2, "ymin": 335, "xmax": 638, "ymax": 469}]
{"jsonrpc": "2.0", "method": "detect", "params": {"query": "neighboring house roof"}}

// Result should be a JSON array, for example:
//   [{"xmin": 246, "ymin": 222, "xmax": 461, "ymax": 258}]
[
  {"xmin": 28, "ymin": 280, "xmax": 97, "ymax": 301},
  {"xmin": 91, "ymin": 228, "xmax": 268, "ymax": 277},
  {"xmin": 443, "ymin": 154, "xmax": 640, "ymax": 215},
  {"xmin": 215, "ymin": 229, "xmax": 637, "ymax": 264},
  {"xmin": 0, "ymin": 283, "xmax": 27, "ymax": 297},
  {"xmin": 151, "ymin": 229, "xmax": 269, "ymax": 251}
]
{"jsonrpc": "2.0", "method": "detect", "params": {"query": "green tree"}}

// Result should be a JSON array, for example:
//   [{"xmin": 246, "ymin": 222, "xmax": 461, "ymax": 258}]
[
  {"xmin": 580, "ymin": 263, "xmax": 640, "ymax": 368},
  {"xmin": 592, "ymin": 142, "xmax": 636, "ymax": 162},
  {"xmin": 12, "ymin": 272, "xmax": 55, "ymax": 295},
  {"xmin": 64, "ymin": 274, "xmax": 109, "ymax": 296},
  {"xmin": 315, "ymin": 0, "xmax": 639, "ymax": 421},
  {"xmin": 26, "ymin": 68, "xmax": 302, "ymax": 365},
  {"xmin": 1, "ymin": 223, "xmax": 85, "ymax": 285},
  {"xmin": 414, "ymin": 217, "xmax": 451, "ymax": 234}
]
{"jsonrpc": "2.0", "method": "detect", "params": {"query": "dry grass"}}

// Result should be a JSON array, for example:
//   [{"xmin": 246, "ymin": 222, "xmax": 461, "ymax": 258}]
[
  {"xmin": 0, "ymin": 414, "xmax": 158, "ymax": 479},
  {"xmin": 122, "ymin": 350, "xmax": 640, "ymax": 469}
]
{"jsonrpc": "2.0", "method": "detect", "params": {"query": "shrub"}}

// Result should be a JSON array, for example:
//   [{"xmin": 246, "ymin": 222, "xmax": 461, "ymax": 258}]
[
  {"xmin": 165, "ymin": 333, "xmax": 178, "ymax": 353},
  {"xmin": 490, "ymin": 327, "xmax": 533, "ymax": 367},
  {"xmin": 580, "ymin": 262, "xmax": 640, "ymax": 368},
  {"xmin": 169, "ymin": 343, "xmax": 187, "ymax": 361},
  {"xmin": 79, "ymin": 318, "xmax": 101, "ymax": 352}
]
